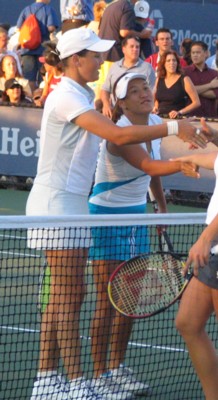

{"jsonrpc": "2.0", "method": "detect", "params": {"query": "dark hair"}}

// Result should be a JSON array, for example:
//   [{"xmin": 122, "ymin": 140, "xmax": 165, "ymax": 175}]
[
  {"xmin": 41, "ymin": 41, "xmax": 62, "ymax": 70},
  {"xmin": 39, "ymin": 64, "xmax": 46, "ymax": 77},
  {"xmin": 111, "ymin": 73, "xmax": 129, "ymax": 123},
  {"xmin": 155, "ymin": 28, "xmax": 172, "ymax": 41},
  {"xmin": 2, "ymin": 83, "xmax": 26, "ymax": 102},
  {"xmin": 122, "ymin": 34, "xmax": 140, "ymax": 47},
  {"xmin": 191, "ymin": 41, "xmax": 208, "ymax": 52},
  {"xmin": 157, "ymin": 50, "xmax": 182, "ymax": 78},
  {"xmin": 180, "ymin": 38, "xmax": 193, "ymax": 65},
  {"xmin": 61, "ymin": 48, "xmax": 89, "ymax": 68}
]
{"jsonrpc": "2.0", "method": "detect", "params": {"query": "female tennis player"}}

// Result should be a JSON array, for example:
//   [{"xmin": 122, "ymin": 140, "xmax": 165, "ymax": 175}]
[
  {"xmin": 174, "ymin": 152, "xmax": 218, "ymax": 400},
  {"xmin": 88, "ymin": 72, "xmax": 201, "ymax": 399},
  {"xmin": 26, "ymin": 27, "xmax": 214, "ymax": 400}
]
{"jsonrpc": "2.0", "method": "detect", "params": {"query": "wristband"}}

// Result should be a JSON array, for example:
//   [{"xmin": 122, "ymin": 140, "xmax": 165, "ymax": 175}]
[{"xmin": 167, "ymin": 121, "xmax": 179, "ymax": 136}]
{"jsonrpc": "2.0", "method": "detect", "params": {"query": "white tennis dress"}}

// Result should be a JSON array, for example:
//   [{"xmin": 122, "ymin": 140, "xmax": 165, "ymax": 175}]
[{"xmin": 26, "ymin": 76, "xmax": 100, "ymax": 248}]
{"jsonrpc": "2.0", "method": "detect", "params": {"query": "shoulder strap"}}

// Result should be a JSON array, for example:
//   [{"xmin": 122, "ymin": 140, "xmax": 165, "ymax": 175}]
[
  {"xmin": 30, "ymin": 3, "xmax": 46, "ymax": 17},
  {"xmin": 180, "ymin": 74, "xmax": 185, "ymax": 90}
]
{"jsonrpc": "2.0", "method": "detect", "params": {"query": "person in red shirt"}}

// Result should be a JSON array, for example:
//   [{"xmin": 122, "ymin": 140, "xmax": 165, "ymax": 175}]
[
  {"xmin": 145, "ymin": 28, "xmax": 186, "ymax": 73},
  {"xmin": 38, "ymin": 41, "xmax": 64, "ymax": 105}
]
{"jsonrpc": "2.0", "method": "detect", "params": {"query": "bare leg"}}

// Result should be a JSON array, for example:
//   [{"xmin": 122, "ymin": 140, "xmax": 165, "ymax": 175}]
[
  {"xmin": 108, "ymin": 312, "xmax": 133, "ymax": 370},
  {"xmin": 39, "ymin": 248, "xmax": 88, "ymax": 380},
  {"xmin": 91, "ymin": 260, "xmax": 134, "ymax": 377},
  {"xmin": 175, "ymin": 277, "xmax": 218, "ymax": 400}
]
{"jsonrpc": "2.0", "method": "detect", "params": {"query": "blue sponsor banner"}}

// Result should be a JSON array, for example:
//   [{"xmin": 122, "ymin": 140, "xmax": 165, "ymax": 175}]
[
  {"xmin": 0, "ymin": 105, "xmax": 217, "ymax": 193},
  {"xmin": 0, "ymin": 106, "xmax": 41, "ymax": 177}
]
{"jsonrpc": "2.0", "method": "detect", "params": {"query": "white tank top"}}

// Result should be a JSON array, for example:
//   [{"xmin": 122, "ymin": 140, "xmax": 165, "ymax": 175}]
[{"xmin": 89, "ymin": 114, "xmax": 162, "ymax": 208}]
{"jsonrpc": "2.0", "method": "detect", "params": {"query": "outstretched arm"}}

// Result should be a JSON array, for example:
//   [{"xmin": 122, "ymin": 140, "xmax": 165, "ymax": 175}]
[
  {"xmin": 107, "ymin": 141, "xmax": 199, "ymax": 178},
  {"xmin": 200, "ymin": 117, "xmax": 218, "ymax": 147},
  {"xmin": 74, "ymin": 110, "xmax": 209, "ymax": 148},
  {"xmin": 171, "ymin": 152, "xmax": 218, "ymax": 171}
]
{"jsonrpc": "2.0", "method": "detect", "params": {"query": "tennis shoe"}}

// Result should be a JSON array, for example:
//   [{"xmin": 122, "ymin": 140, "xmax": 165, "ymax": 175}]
[
  {"xmin": 30, "ymin": 374, "xmax": 69, "ymax": 400},
  {"xmin": 67, "ymin": 377, "xmax": 103, "ymax": 399},
  {"xmin": 91, "ymin": 372, "xmax": 134, "ymax": 400},
  {"xmin": 110, "ymin": 365, "xmax": 150, "ymax": 396}
]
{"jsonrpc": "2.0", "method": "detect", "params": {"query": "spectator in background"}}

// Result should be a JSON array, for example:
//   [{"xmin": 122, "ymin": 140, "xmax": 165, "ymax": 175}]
[
  {"xmin": 88, "ymin": 1, "xmax": 106, "ymax": 35},
  {"xmin": 16, "ymin": 0, "xmax": 60, "ymax": 91},
  {"xmin": 180, "ymin": 38, "xmax": 193, "ymax": 67},
  {"xmin": 7, "ymin": 26, "xmax": 20, "ymax": 53},
  {"xmin": 98, "ymin": 0, "xmax": 155, "ymax": 63},
  {"xmin": 145, "ymin": 28, "xmax": 186, "ymax": 73},
  {"xmin": 184, "ymin": 41, "xmax": 218, "ymax": 118},
  {"xmin": 206, "ymin": 40, "xmax": 218, "ymax": 71},
  {"xmin": 101, "ymin": 34, "xmax": 155, "ymax": 118},
  {"xmin": 37, "ymin": 41, "xmax": 64, "ymax": 105},
  {"xmin": 60, "ymin": 0, "xmax": 94, "ymax": 33},
  {"xmin": 134, "ymin": 0, "xmax": 154, "ymax": 59},
  {"xmin": 2, "ymin": 78, "xmax": 32, "ymax": 105},
  {"xmin": 153, "ymin": 50, "xmax": 200, "ymax": 118},
  {"xmin": 0, "ymin": 54, "xmax": 32, "ymax": 98},
  {"xmin": 32, "ymin": 87, "xmax": 44, "ymax": 107},
  {"xmin": 0, "ymin": 26, "xmax": 23, "ymax": 75}
]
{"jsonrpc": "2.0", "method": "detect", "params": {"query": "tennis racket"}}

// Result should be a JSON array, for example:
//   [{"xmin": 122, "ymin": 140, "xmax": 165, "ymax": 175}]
[
  {"xmin": 108, "ymin": 190, "xmax": 191, "ymax": 318},
  {"xmin": 108, "ymin": 252, "xmax": 191, "ymax": 318}
]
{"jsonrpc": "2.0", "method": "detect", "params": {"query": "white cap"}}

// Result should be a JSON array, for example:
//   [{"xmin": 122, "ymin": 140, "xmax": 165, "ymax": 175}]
[
  {"xmin": 57, "ymin": 28, "xmax": 115, "ymax": 60},
  {"xmin": 134, "ymin": 1, "xmax": 150, "ymax": 19},
  {"xmin": 115, "ymin": 72, "xmax": 148, "ymax": 100}
]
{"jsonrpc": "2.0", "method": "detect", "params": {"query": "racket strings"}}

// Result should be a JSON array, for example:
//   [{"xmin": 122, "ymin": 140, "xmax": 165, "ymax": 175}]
[{"xmin": 110, "ymin": 254, "xmax": 185, "ymax": 317}]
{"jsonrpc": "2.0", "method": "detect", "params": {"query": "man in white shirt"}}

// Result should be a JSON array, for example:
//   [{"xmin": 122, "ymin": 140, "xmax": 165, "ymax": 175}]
[{"xmin": 101, "ymin": 34, "xmax": 155, "ymax": 118}]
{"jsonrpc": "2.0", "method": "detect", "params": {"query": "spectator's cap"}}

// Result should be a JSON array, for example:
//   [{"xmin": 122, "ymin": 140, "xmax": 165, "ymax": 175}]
[
  {"xmin": 5, "ymin": 78, "xmax": 22, "ymax": 90},
  {"xmin": 8, "ymin": 26, "xmax": 17, "ymax": 38},
  {"xmin": 39, "ymin": 56, "xmax": 46, "ymax": 63},
  {"xmin": 56, "ymin": 27, "xmax": 115, "ymax": 59},
  {"xmin": 134, "ymin": 1, "xmax": 150, "ymax": 19},
  {"xmin": 115, "ymin": 72, "xmax": 148, "ymax": 100}
]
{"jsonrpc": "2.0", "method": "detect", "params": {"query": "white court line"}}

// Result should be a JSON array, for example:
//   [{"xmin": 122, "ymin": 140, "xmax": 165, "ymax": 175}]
[
  {"xmin": 0, "ymin": 325, "xmax": 187, "ymax": 353},
  {"xmin": 0, "ymin": 250, "xmax": 41, "ymax": 258}
]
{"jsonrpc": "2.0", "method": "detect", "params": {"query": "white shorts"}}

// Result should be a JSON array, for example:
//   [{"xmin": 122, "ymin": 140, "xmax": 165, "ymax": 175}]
[{"xmin": 26, "ymin": 184, "xmax": 90, "ymax": 249}]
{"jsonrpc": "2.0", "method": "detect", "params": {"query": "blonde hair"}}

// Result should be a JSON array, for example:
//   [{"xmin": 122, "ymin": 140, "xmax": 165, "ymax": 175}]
[{"xmin": 93, "ymin": 1, "xmax": 106, "ymax": 22}]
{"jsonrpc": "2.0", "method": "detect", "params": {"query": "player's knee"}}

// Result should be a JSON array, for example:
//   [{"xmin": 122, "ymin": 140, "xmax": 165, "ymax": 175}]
[{"xmin": 175, "ymin": 312, "xmax": 189, "ymax": 337}]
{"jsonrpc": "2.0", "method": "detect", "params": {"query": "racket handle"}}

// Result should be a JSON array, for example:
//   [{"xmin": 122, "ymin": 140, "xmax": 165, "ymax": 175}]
[{"xmin": 148, "ymin": 188, "xmax": 158, "ymax": 213}]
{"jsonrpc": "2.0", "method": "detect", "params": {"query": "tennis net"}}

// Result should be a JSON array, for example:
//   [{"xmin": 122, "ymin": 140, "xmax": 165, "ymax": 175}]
[{"xmin": 0, "ymin": 213, "xmax": 217, "ymax": 400}]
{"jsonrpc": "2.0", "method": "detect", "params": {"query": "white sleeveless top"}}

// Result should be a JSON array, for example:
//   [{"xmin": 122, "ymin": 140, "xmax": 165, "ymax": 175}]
[{"xmin": 89, "ymin": 114, "xmax": 162, "ymax": 209}]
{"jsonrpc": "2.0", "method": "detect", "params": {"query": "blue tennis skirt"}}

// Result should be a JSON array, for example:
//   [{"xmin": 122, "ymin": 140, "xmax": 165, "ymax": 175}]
[{"xmin": 88, "ymin": 202, "xmax": 149, "ymax": 261}]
